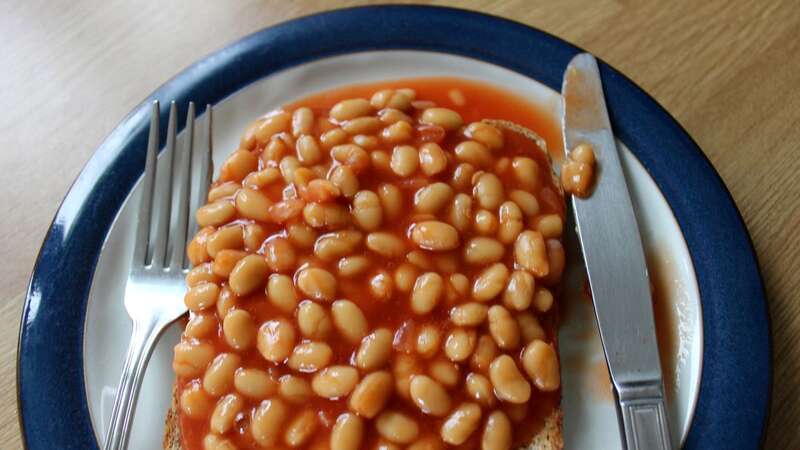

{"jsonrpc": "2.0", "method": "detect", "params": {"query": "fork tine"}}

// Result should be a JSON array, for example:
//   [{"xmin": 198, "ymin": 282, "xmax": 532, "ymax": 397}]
[
  {"xmin": 169, "ymin": 102, "xmax": 195, "ymax": 270},
  {"xmin": 150, "ymin": 102, "xmax": 178, "ymax": 268},
  {"xmin": 188, "ymin": 105, "xmax": 214, "ymax": 240},
  {"xmin": 132, "ymin": 101, "xmax": 160, "ymax": 266}
]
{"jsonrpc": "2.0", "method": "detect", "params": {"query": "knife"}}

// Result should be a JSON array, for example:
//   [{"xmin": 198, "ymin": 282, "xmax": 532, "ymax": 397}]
[{"xmin": 561, "ymin": 53, "xmax": 674, "ymax": 450}]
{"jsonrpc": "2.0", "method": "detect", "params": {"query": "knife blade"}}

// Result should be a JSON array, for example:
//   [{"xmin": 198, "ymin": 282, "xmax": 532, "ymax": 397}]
[{"xmin": 561, "ymin": 53, "xmax": 674, "ymax": 450}]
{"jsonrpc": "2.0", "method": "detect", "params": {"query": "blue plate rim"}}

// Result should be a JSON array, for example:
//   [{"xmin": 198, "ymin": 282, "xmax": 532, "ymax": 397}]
[{"xmin": 17, "ymin": 4, "xmax": 771, "ymax": 449}]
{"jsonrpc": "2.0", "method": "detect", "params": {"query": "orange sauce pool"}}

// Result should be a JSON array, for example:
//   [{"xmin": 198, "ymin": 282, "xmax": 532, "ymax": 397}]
[{"xmin": 179, "ymin": 77, "xmax": 564, "ymax": 450}]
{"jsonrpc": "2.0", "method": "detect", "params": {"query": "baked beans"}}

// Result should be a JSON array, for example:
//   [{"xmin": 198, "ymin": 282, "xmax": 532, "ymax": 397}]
[{"xmin": 175, "ymin": 80, "xmax": 564, "ymax": 450}]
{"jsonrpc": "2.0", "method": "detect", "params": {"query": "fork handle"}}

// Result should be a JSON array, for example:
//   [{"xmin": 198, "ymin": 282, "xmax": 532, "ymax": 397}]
[{"xmin": 103, "ymin": 318, "xmax": 162, "ymax": 450}]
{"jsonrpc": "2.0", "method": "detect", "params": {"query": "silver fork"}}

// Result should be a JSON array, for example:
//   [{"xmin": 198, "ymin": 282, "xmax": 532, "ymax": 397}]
[{"xmin": 103, "ymin": 101, "xmax": 213, "ymax": 450}]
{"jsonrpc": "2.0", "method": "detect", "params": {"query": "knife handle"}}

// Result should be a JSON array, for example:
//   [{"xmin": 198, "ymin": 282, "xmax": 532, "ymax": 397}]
[{"xmin": 618, "ymin": 384, "xmax": 673, "ymax": 450}]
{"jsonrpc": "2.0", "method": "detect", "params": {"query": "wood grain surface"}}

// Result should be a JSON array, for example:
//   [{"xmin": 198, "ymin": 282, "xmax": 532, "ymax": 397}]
[{"xmin": 2, "ymin": 1, "xmax": 797, "ymax": 448}]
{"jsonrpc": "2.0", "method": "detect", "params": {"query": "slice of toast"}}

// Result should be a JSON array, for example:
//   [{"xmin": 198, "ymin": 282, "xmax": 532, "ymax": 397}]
[{"xmin": 164, "ymin": 121, "xmax": 565, "ymax": 450}]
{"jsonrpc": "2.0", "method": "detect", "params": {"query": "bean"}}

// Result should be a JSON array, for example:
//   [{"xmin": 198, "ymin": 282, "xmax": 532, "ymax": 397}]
[
  {"xmin": 444, "ymin": 328, "xmax": 477, "ymax": 362},
  {"xmin": 292, "ymin": 107, "xmax": 314, "ymax": 137},
  {"xmin": 561, "ymin": 160, "xmax": 594, "ymax": 197},
  {"xmin": 451, "ymin": 163, "xmax": 476, "ymax": 192},
  {"xmin": 465, "ymin": 372, "xmax": 495, "ymax": 407},
  {"xmin": 297, "ymin": 300, "xmax": 333, "ymax": 339},
  {"xmin": 352, "ymin": 190, "xmax": 383, "ymax": 231},
  {"xmin": 445, "ymin": 193, "xmax": 472, "ymax": 234},
  {"xmin": 514, "ymin": 231, "xmax": 549, "ymax": 277},
  {"xmin": 329, "ymin": 165, "xmax": 359, "ymax": 198},
  {"xmin": 279, "ymin": 155, "xmax": 301, "ymax": 184},
  {"xmin": 420, "ymin": 108, "xmax": 463, "ymax": 131},
  {"xmin": 503, "ymin": 271, "xmax": 535, "ymax": 311},
  {"xmin": 414, "ymin": 183, "xmax": 453, "ymax": 213},
  {"xmin": 378, "ymin": 183, "xmax": 403, "ymax": 221},
  {"xmin": 376, "ymin": 411, "xmax": 420, "ymax": 444},
  {"xmin": 391, "ymin": 145, "xmax": 419, "ymax": 177},
  {"xmin": 227, "ymin": 255, "xmax": 268, "ymax": 296},
  {"xmin": 337, "ymin": 255, "xmax": 370, "ymax": 278},
  {"xmin": 303, "ymin": 202, "xmax": 351, "ymax": 230},
  {"xmin": 331, "ymin": 144, "xmax": 370, "ymax": 173},
  {"xmin": 498, "ymin": 201, "xmax": 524, "ymax": 244},
  {"xmin": 210, "ymin": 393, "xmax": 244, "ymax": 434},
  {"xmin": 243, "ymin": 168, "xmax": 281, "ymax": 190},
  {"xmin": 252, "ymin": 398, "xmax": 289, "ymax": 446},
  {"xmin": 355, "ymin": 328, "xmax": 393, "ymax": 370},
  {"xmin": 285, "ymin": 409, "xmax": 319, "ymax": 447},
  {"xmin": 517, "ymin": 312, "xmax": 546, "ymax": 343},
  {"xmin": 353, "ymin": 134, "xmax": 379, "ymax": 150},
  {"xmin": 321, "ymin": 128, "xmax": 348, "ymax": 149},
  {"xmin": 220, "ymin": 149, "xmax": 259, "ymax": 183},
  {"xmin": 348, "ymin": 371, "xmax": 394, "ymax": 418},
  {"xmin": 313, "ymin": 230, "xmax": 363, "ymax": 261},
  {"xmin": 449, "ymin": 273, "xmax": 470, "ymax": 297},
  {"xmin": 470, "ymin": 335, "xmax": 499, "ymax": 372},
  {"xmin": 482, "ymin": 411, "xmax": 512, "ymax": 450},
  {"xmin": 234, "ymin": 188, "xmax": 271, "ymax": 222},
  {"xmin": 286, "ymin": 221, "xmax": 318, "ymax": 249},
  {"xmin": 379, "ymin": 107, "xmax": 413, "ymax": 125},
  {"xmin": 409, "ymin": 375, "xmax": 451, "ymax": 416},
  {"xmin": 407, "ymin": 435, "xmax": 445, "ymax": 450},
  {"xmin": 211, "ymin": 249, "xmax": 247, "ymax": 278},
  {"xmin": 264, "ymin": 237, "xmax": 297, "ymax": 272},
  {"xmin": 255, "ymin": 111, "xmax": 291, "ymax": 143},
  {"xmin": 463, "ymin": 237, "xmax": 504, "ymax": 265},
  {"xmin": 331, "ymin": 99, "xmax": 373, "ymax": 121},
  {"xmin": 367, "ymin": 232, "xmax": 406, "ymax": 258},
  {"xmin": 331, "ymin": 413, "xmax": 365, "ymax": 450},
  {"xmin": 288, "ymin": 342, "xmax": 333, "ymax": 372},
  {"xmin": 371, "ymin": 150, "xmax": 393, "ymax": 173},
  {"xmin": 302, "ymin": 179, "xmax": 341, "ymax": 203},
  {"xmin": 264, "ymin": 274, "xmax": 297, "ymax": 313},
  {"xmin": 416, "ymin": 324, "xmax": 442, "ymax": 358},
  {"xmin": 197, "ymin": 201, "xmax": 236, "ymax": 228},
  {"xmin": 312, "ymin": 365, "xmax": 359, "ymax": 398},
  {"xmin": 473, "ymin": 209, "xmax": 498, "ymax": 236},
  {"xmin": 240, "ymin": 118, "xmax": 262, "ymax": 150},
  {"xmin": 473, "ymin": 173, "xmax": 504, "ymax": 209},
  {"xmin": 263, "ymin": 137, "xmax": 289, "ymax": 163},
  {"xmin": 372, "ymin": 89, "xmax": 415, "ymax": 110},
  {"xmin": 279, "ymin": 374, "xmax": 313, "ymax": 404},
  {"xmin": 418, "ymin": 143, "xmax": 448, "ymax": 176},
  {"xmin": 511, "ymin": 157, "xmax": 540, "ymax": 192},
  {"xmin": 406, "ymin": 250, "xmax": 434, "ymax": 270},
  {"xmin": 204, "ymin": 353, "xmax": 241, "ymax": 397},
  {"xmin": 411, "ymin": 272, "xmax": 444, "ymax": 314},
  {"xmin": 296, "ymin": 267, "xmax": 337, "ymax": 301},
  {"xmin": 223, "ymin": 309, "xmax": 256, "ymax": 350},
  {"xmin": 543, "ymin": 239, "xmax": 565, "ymax": 284},
  {"xmin": 243, "ymin": 223, "xmax": 267, "ymax": 252},
  {"xmin": 344, "ymin": 117, "xmax": 383, "ymax": 135},
  {"xmin": 370, "ymin": 270, "xmax": 394, "ymax": 301},
  {"xmin": 269, "ymin": 199, "xmax": 306, "ymax": 224},
  {"xmin": 489, "ymin": 355, "xmax": 530, "ymax": 403},
  {"xmin": 331, "ymin": 300, "xmax": 369, "ymax": 343},
  {"xmin": 411, "ymin": 221, "xmax": 459, "ymax": 251},
  {"xmin": 180, "ymin": 381, "xmax": 214, "ymax": 419},
  {"xmin": 382, "ymin": 121, "xmax": 414, "ymax": 144},
  {"xmin": 187, "ymin": 226, "xmax": 214, "ymax": 266},
  {"xmin": 184, "ymin": 283, "xmax": 219, "ymax": 312},
  {"xmin": 472, "ymin": 263, "xmax": 509, "ymax": 302},
  {"xmin": 522, "ymin": 340, "xmax": 561, "ymax": 391},
  {"xmin": 394, "ymin": 263, "xmax": 419, "ymax": 293},
  {"xmin": 173, "ymin": 340, "xmax": 215, "ymax": 378},
  {"xmin": 487, "ymin": 305, "xmax": 520, "ymax": 349},
  {"xmin": 455, "ymin": 141, "xmax": 492, "ymax": 168},
  {"xmin": 203, "ymin": 434, "xmax": 236, "ymax": 450},
  {"xmin": 440, "ymin": 403, "xmax": 482, "ymax": 445},
  {"xmin": 509, "ymin": 190, "xmax": 540, "ymax": 217},
  {"xmin": 533, "ymin": 214, "xmax": 563, "ymax": 238},
  {"xmin": 216, "ymin": 286, "xmax": 238, "ymax": 318},
  {"xmin": 464, "ymin": 122, "xmax": 504, "ymax": 151},
  {"xmin": 429, "ymin": 358, "xmax": 460, "ymax": 388},
  {"xmin": 234, "ymin": 368, "xmax": 277, "ymax": 399},
  {"xmin": 533, "ymin": 287, "xmax": 554, "ymax": 313},
  {"xmin": 206, "ymin": 226, "xmax": 243, "ymax": 258},
  {"xmin": 185, "ymin": 313, "xmax": 217, "ymax": 339},
  {"xmin": 450, "ymin": 303, "xmax": 488, "ymax": 327},
  {"xmin": 257, "ymin": 318, "xmax": 296, "ymax": 363}
]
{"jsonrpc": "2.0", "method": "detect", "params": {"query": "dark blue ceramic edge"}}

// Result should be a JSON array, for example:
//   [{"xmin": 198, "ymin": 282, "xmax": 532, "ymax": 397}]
[{"xmin": 17, "ymin": 5, "xmax": 770, "ymax": 449}]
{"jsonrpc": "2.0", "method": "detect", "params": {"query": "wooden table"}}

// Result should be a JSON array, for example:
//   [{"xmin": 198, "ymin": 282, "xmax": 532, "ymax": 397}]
[{"xmin": 2, "ymin": 0, "xmax": 797, "ymax": 448}]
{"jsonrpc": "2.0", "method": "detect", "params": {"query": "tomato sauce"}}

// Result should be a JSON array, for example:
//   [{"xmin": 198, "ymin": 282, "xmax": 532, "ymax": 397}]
[{"xmin": 178, "ymin": 77, "xmax": 564, "ymax": 450}]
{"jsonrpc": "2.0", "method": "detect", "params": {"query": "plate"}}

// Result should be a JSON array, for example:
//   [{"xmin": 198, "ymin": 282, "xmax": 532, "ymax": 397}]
[{"xmin": 18, "ymin": 5, "xmax": 770, "ymax": 450}]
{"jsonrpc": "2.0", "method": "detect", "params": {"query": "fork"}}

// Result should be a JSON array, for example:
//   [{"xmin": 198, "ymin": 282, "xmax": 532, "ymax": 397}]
[{"xmin": 103, "ymin": 101, "xmax": 213, "ymax": 450}]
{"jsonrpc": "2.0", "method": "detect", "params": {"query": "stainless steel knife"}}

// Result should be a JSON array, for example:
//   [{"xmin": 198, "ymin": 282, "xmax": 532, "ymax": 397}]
[{"xmin": 561, "ymin": 53, "xmax": 674, "ymax": 450}]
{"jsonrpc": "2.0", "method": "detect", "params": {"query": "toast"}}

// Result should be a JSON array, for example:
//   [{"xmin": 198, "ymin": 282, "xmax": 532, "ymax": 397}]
[{"xmin": 166, "ymin": 82, "xmax": 566, "ymax": 450}]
